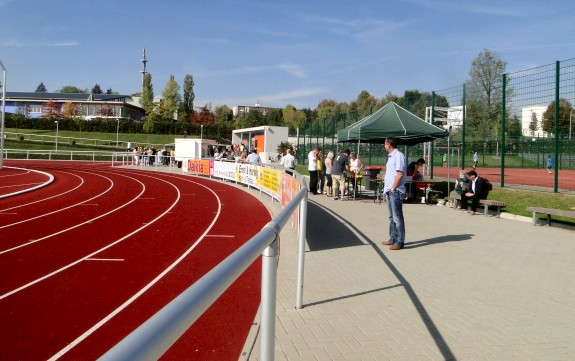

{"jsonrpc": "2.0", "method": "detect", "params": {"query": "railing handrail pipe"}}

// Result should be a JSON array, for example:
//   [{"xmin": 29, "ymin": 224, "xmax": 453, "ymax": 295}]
[{"xmin": 99, "ymin": 184, "xmax": 308, "ymax": 361}]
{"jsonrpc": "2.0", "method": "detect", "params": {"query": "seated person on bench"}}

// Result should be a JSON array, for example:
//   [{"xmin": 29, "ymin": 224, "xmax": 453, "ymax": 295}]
[
  {"xmin": 406, "ymin": 158, "xmax": 425, "ymax": 200},
  {"xmin": 461, "ymin": 170, "xmax": 488, "ymax": 215},
  {"xmin": 449, "ymin": 170, "xmax": 470, "ymax": 208}
]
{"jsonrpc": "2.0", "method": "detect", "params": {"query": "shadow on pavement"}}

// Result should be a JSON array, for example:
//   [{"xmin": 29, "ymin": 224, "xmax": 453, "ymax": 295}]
[
  {"xmin": 405, "ymin": 234, "xmax": 474, "ymax": 249},
  {"xmin": 306, "ymin": 201, "xmax": 365, "ymax": 251},
  {"xmin": 307, "ymin": 199, "xmax": 458, "ymax": 361}
]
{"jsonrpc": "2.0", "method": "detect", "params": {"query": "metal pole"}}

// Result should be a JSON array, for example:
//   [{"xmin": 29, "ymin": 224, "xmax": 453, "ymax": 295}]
[
  {"xmin": 501, "ymin": 73, "xmax": 506, "ymax": 188},
  {"xmin": 55, "ymin": 121, "xmax": 59, "ymax": 152},
  {"xmin": 0, "ymin": 60, "xmax": 6, "ymax": 169},
  {"xmin": 554, "ymin": 61, "xmax": 560, "ymax": 193},
  {"xmin": 260, "ymin": 239, "xmax": 278, "ymax": 361},
  {"xmin": 116, "ymin": 119, "xmax": 120, "ymax": 147},
  {"xmin": 296, "ymin": 192, "xmax": 308, "ymax": 309},
  {"xmin": 569, "ymin": 108, "xmax": 573, "ymax": 141}
]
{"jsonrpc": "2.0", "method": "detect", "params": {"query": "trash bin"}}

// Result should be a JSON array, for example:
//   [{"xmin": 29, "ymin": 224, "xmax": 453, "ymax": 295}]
[{"xmin": 363, "ymin": 166, "xmax": 383, "ymax": 191}]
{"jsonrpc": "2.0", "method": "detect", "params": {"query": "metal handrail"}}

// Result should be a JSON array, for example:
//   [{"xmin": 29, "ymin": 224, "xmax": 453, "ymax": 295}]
[{"xmin": 99, "ymin": 178, "xmax": 308, "ymax": 361}]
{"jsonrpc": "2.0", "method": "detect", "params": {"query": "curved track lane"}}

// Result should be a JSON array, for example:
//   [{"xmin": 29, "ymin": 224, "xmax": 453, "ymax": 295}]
[{"xmin": 0, "ymin": 161, "xmax": 271, "ymax": 360}]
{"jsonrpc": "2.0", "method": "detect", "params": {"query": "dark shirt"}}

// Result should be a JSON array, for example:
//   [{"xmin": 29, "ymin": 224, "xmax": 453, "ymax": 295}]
[
  {"xmin": 331, "ymin": 153, "xmax": 349, "ymax": 175},
  {"xmin": 470, "ymin": 177, "xmax": 489, "ymax": 199}
]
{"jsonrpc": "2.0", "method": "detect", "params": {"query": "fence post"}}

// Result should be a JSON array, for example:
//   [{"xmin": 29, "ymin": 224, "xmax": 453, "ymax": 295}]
[
  {"xmin": 554, "ymin": 61, "xmax": 560, "ymax": 192},
  {"xmin": 260, "ymin": 238, "xmax": 279, "ymax": 361},
  {"xmin": 296, "ymin": 192, "xmax": 308, "ymax": 309},
  {"xmin": 501, "ymin": 74, "xmax": 506, "ymax": 187}
]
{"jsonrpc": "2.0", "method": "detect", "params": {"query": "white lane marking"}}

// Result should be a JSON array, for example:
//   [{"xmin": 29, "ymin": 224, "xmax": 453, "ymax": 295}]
[
  {"xmin": 0, "ymin": 181, "xmax": 45, "ymax": 190},
  {"xmin": 85, "ymin": 258, "xmax": 124, "ymax": 262},
  {"xmin": 49, "ymin": 170, "xmax": 223, "ymax": 360},
  {"xmin": 0, "ymin": 173, "xmax": 146, "ymax": 255},
  {"xmin": 0, "ymin": 170, "xmax": 83, "ymax": 213},
  {"xmin": 205, "ymin": 235, "xmax": 235, "ymax": 238},
  {"xmin": 0, "ymin": 172, "xmax": 112, "ymax": 229}
]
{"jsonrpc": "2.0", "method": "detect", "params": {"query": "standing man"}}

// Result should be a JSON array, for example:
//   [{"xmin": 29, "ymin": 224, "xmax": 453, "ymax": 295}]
[
  {"xmin": 280, "ymin": 148, "xmax": 296, "ymax": 174},
  {"xmin": 331, "ymin": 149, "xmax": 350, "ymax": 200},
  {"xmin": 381, "ymin": 138, "xmax": 407, "ymax": 250},
  {"xmin": 307, "ymin": 147, "xmax": 319, "ymax": 195}
]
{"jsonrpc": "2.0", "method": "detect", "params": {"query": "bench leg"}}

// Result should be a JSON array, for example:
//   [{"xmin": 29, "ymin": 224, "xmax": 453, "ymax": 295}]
[
  {"xmin": 532, "ymin": 212, "xmax": 538, "ymax": 225},
  {"xmin": 496, "ymin": 207, "xmax": 501, "ymax": 218},
  {"xmin": 483, "ymin": 204, "xmax": 488, "ymax": 216},
  {"xmin": 546, "ymin": 214, "xmax": 552, "ymax": 226}
]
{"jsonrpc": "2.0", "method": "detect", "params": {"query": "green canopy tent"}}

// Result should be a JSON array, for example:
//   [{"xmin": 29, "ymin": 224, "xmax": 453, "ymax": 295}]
[
  {"xmin": 337, "ymin": 102, "xmax": 450, "ymax": 199},
  {"xmin": 337, "ymin": 101, "xmax": 448, "ymax": 145}
]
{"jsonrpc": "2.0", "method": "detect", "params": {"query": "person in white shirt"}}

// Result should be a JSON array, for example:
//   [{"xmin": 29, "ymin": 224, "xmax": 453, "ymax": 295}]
[
  {"xmin": 308, "ymin": 147, "xmax": 319, "ymax": 195},
  {"xmin": 280, "ymin": 149, "xmax": 296, "ymax": 174}
]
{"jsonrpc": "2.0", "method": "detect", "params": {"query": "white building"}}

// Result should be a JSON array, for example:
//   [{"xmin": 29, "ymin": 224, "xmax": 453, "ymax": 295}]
[{"xmin": 521, "ymin": 106, "xmax": 547, "ymax": 138}]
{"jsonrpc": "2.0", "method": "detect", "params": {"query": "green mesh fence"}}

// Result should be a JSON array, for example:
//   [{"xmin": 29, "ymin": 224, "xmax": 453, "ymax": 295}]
[{"xmin": 432, "ymin": 58, "xmax": 575, "ymax": 193}]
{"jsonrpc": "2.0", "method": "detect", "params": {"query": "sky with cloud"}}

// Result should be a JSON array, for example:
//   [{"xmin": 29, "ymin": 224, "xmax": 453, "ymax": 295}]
[{"xmin": 1, "ymin": 0, "xmax": 575, "ymax": 110}]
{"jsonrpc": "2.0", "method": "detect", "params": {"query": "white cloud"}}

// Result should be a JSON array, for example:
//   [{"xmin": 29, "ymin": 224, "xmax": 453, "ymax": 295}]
[{"xmin": 1, "ymin": 39, "xmax": 79, "ymax": 47}]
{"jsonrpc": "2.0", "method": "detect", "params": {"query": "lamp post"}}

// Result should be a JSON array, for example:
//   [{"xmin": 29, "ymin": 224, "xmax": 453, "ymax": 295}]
[
  {"xmin": 0, "ymin": 59, "xmax": 6, "ymax": 169},
  {"xmin": 116, "ymin": 118, "xmax": 120, "ymax": 148},
  {"xmin": 55, "ymin": 121, "xmax": 59, "ymax": 152}
]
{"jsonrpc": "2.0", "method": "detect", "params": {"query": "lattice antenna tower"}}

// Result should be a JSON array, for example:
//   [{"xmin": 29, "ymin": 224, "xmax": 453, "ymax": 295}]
[{"xmin": 140, "ymin": 48, "xmax": 148, "ymax": 89}]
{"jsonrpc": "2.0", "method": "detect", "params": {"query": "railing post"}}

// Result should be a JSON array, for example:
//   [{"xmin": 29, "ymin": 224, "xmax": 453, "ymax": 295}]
[
  {"xmin": 260, "ymin": 238, "xmax": 279, "ymax": 361},
  {"xmin": 296, "ymin": 192, "xmax": 308, "ymax": 309}
]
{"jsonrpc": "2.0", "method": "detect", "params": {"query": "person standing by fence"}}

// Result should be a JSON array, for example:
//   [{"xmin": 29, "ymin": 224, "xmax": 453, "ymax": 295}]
[{"xmin": 546, "ymin": 154, "xmax": 553, "ymax": 174}]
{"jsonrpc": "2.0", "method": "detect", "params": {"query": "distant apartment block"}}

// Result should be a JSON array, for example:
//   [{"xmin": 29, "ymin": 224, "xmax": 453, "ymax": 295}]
[{"xmin": 232, "ymin": 104, "xmax": 274, "ymax": 117}]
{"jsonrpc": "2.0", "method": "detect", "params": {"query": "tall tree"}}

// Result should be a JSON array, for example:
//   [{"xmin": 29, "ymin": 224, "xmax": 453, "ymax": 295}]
[
  {"xmin": 91, "ymin": 84, "xmax": 103, "ymax": 94},
  {"xmin": 140, "ymin": 73, "xmax": 154, "ymax": 115},
  {"xmin": 469, "ymin": 49, "xmax": 506, "ymax": 108},
  {"xmin": 467, "ymin": 49, "xmax": 508, "ymax": 136},
  {"xmin": 542, "ymin": 98, "xmax": 572, "ymax": 136},
  {"xmin": 179, "ymin": 74, "xmax": 195, "ymax": 121},
  {"xmin": 529, "ymin": 111, "xmax": 539, "ymax": 135},
  {"xmin": 264, "ymin": 108, "xmax": 283, "ymax": 126},
  {"xmin": 35, "ymin": 82, "xmax": 47, "ymax": 92},
  {"xmin": 214, "ymin": 105, "xmax": 233, "ymax": 123},
  {"xmin": 282, "ymin": 105, "xmax": 307, "ymax": 133},
  {"xmin": 160, "ymin": 74, "xmax": 181, "ymax": 121}
]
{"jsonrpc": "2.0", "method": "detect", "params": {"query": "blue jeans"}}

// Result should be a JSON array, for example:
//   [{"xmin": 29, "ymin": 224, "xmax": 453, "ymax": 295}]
[{"xmin": 386, "ymin": 191, "xmax": 405, "ymax": 247}]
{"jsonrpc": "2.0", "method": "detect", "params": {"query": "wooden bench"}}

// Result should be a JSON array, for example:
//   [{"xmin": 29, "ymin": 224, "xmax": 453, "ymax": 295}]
[
  {"xmin": 450, "ymin": 194, "xmax": 507, "ymax": 218},
  {"xmin": 527, "ymin": 207, "xmax": 575, "ymax": 226}
]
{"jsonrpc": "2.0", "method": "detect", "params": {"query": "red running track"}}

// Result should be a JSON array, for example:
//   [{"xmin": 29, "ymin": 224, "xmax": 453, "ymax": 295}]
[
  {"xmin": 0, "ymin": 160, "xmax": 271, "ymax": 360},
  {"xmin": 430, "ymin": 166, "xmax": 575, "ymax": 191}
]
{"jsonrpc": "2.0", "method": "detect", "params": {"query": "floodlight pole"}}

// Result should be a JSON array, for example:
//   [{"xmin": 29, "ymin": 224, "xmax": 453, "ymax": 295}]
[
  {"xmin": 116, "ymin": 118, "xmax": 120, "ymax": 147},
  {"xmin": 0, "ymin": 60, "xmax": 6, "ymax": 169}
]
